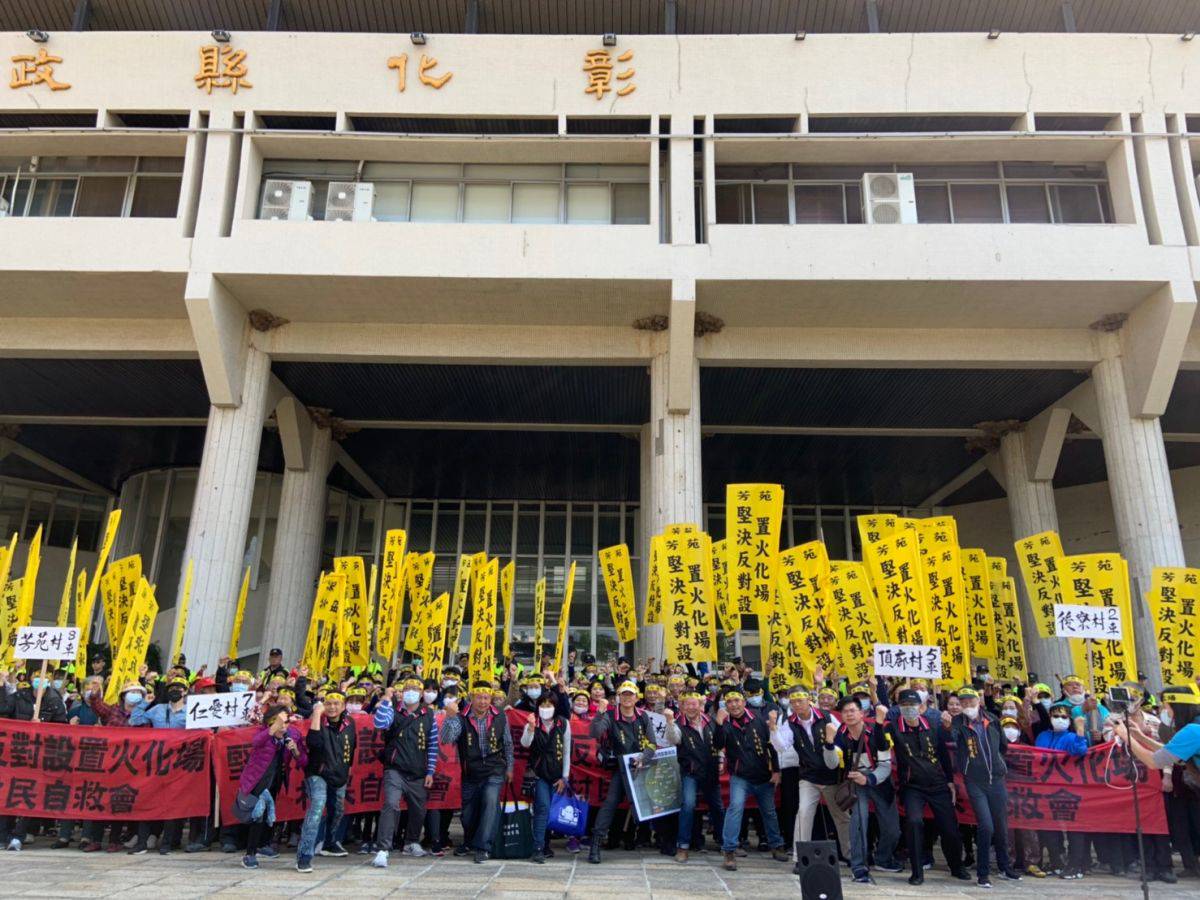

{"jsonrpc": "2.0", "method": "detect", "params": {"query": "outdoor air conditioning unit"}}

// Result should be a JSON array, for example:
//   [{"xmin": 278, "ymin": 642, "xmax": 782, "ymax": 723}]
[
  {"xmin": 862, "ymin": 172, "xmax": 918, "ymax": 224},
  {"xmin": 325, "ymin": 181, "xmax": 375, "ymax": 222},
  {"xmin": 260, "ymin": 179, "xmax": 313, "ymax": 221}
]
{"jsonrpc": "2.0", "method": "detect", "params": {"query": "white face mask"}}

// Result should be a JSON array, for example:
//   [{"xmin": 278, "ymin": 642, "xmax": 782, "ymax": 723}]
[
  {"xmin": 526, "ymin": 687, "xmax": 542, "ymax": 700},
  {"xmin": 962, "ymin": 705, "xmax": 979, "ymax": 720},
  {"xmin": 442, "ymin": 679, "xmax": 457, "ymax": 689},
  {"xmin": 1003, "ymin": 726, "xmax": 1021, "ymax": 742},
  {"xmin": 423, "ymin": 690, "xmax": 438, "ymax": 704},
  {"xmin": 125, "ymin": 692, "xmax": 144, "ymax": 705},
  {"xmin": 1160, "ymin": 709, "xmax": 1173, "ymax": 727},
  {"xmin": 346, "ymin": 702, "xmax": 363, "ymax": 714},
  {"xmin": 916, "ymin": 690, "xmax": 929, "ymax": 704},
  {"xmin": 1067, "ymin": 692, "xmax": 1085, "ymax": 706},
  {"xmin": 539, "ymin": 706, "xmax": 555, "ymax": 720},
  {"xmin": 402, "ymin": 690, "xmax": 421, "ymax": 706},
  {"xmin": 1002, "ymin": 707, "xmax": 1018, "ymax": 718},
  {"xmin": 747, "ymin": 695, "xmax": 764, "ymax": 707},
  {"xmin": 573, "ymin": 703, "xmax": 589, "ymax": 715},
  {"xmin": 1038, "ymin": 698, "xmax": 1051, "ymax": 710},
  {"xmin": 1050, "ymin": 716, "xmax": 1070, "ymax": 732}
]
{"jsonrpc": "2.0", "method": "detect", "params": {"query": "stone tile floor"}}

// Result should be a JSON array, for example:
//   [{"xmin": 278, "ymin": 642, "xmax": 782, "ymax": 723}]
[{"xmin": 1, "ymin": 845, "xmax": 1193, "ymax": 899}]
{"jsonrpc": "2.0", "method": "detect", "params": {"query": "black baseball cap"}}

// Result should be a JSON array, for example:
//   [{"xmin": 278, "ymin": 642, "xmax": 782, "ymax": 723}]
[
  {"xmin": 269, "ymin": 648, "xmax": 283, "ymax": 656},
  {"xmin": 897, "ymin": 689, "xmax": 920, "ymax": 704}
]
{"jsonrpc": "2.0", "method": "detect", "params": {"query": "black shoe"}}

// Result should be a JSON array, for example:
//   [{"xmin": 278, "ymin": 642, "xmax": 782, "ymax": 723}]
[
  {"xmin": 530, "ymin": 851, "xmax": 545, "ymax": 864},
  {"xmin": 952, "ymin": 869, "xmax": 973, "ymax": 881},
  {"xmin": 158, "ymin": 846, "xmax": 171, "ymax": 855},
  {"xmin": 51, "ymin": 839, "xmax": 71, "ymax": 849},
  {"xmin": 1002, "ymin": 869, "xmax": 1021, "ymax": 880},
  {"xmin": 757, "ymin": 839, "xmax": 769, "ymax": 852},
  {"xmin": 908, "ymin": 874, "xmax": 924, "ymax": 885},
  {"xmin": 127, "ymin": 845, "xmax": 148, "ymax": 856},
  {"xmin": 453, "ymin": 844, "xmax": 472, "ymax": 857},
  {"xmin": 473, "ymin": 849, "xmax": 488, "ymax": 864},
  {"xmin": 588, "ymin": 842, "xmax": 602, "ymax": 864},
  {"xmin": 1157, "ymin": 870, "xmax": 1179, "ymax": 884},
  {"xmin": 978, "ymin": 876, "xmax": 992, "ymax": 888},
  {"xmin": 321, "ymin": 840, "xmax": 349, "ymax": 858},
  {"xmin": 622, "ymin": 838, "xmax": 636, "ymax": 851},
  {"xmin": 543, "ymin": 846, "xmax": 555, "ymax": 859}
]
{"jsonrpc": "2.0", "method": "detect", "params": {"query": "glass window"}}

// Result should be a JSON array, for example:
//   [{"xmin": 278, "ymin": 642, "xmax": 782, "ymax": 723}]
[
  {"xmin": 410, "ymin": 183, "xmax": 459, "ymax": 222},
  {"xmin": 566, "ymin": 184, "xmax": 610, "ymax": 224},
  {"xmin": 714, "ymin": 183, "xmax": 749, "ymax": 224},
  {"xmin": 793, "ymin": 184, "xmax": 845, "ymax": 223},
  {"xmin": 1006, "ymin": 184, "xmax": 1051, "ymax": 223},
  {"xmin": 469, "ymin": 163, "xmax": 560, "ymax": 180},
  {"xmin": 372, "ymin": 182, "xmax": 410, "ymax": 221},
  {"xmin": 26, "ymin": 178, "xmax": 77, "ymax": 216},
  {"xmin": 752, "ymin": 183, "xmax": 789, "ymax": 223},
  {"xmin": 516, "ymin": 511, "xmax": 540, "ymax": 555},
  {"xmin": 129, "ymin": 177, "xmax": 181, "ymax": 217},
  {"xmin": 24, "ymin": 490, "xmax": 52, "ymax": 539},
  {"xmin": 914, "ymin": 183, "xmax": 951, "ymax": 223},
  {"xmin": 512, "ymin": 183, "xmax": 559, "ymax": 224},
  {"xmin": 1053, "ymin": 184, "xmax": 1104, "ymax": 223},
  {"xmin": 948, "ymin": 183, "xmax": 1004, "ymax": 223},
  {"xmin": 845, "ymin": 183, "xmax": 864, "ymax": 223},
  {"xmin": 434, "ymin": 505, "xmax": 460, "ymax": 552},
  {"xmin": 612, "ymin": 183, "xmax": 649, "ymax": 223},
  {"xmin": 73, "ymin": 177, "xmax": 127, "ymax": 216},
  {"xmin": 138, "ymin": 157, "xmax": 185, "ymax": 173},
  {"xmin": 463, "ymin": 183, "xmax": 510, "ymax": 223}
]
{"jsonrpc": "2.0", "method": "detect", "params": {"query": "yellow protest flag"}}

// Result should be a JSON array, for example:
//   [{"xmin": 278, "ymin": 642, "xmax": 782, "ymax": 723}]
[
  {"xmin": 554, "ymin": 561, "xmax": 576, "ymax": 671},
  {"xmin": 0, "ymin": 578, "xmax": 21, "ymax": 665},
  {"xmin": 0, "ymin": 533, "xmax": 15, "ymax": 589},
  {"xmin": 228, "ymin": 564, "xmax": 251, "ymax": 660},
  {"xmin": 992, "ymin": 577, "xmax": 1029, "ymax": 682},
  {"xmin": 1061, "ymin": 552, "xmax": 1137, "ymax": 696},
  {"xmin": 778, "ymin": 541, "xmax": 833, "ymax": 677},
  {"xmin": 763, "ymin": 588, "xmax": 793, "ymax": 695},
  {"xmin": 826, "ymin": 562, "xmax": 885, "ymax": 683},
  {"xmin": 403, "ymin": 551, "xmax": 434, "ymax": 654},
  {"xmin": 709, "ymin": 538, "xmax": 740, "ymax": 637},
  {"xmin": 469, "ymin": 557, "xmax": 499, "ymax": 682},
  {"xmin": 76, "ymin": 510, "xmax": 120, "ymax": 669},
  {"xmin": 599, "ymin": 544, "xmax": 638, "ymax": 644},
  {"xmin": 333, "ymin": 556, "xmax": 371, "ymax": 667},
  {"xmin": 367, "ymin": 562, "xmax": 379, "ymax": 652},
  {"xmin": 307, "ymin": 572, "xmax": 345, "ymax": 674},
  {"xmin": 726, "ymin": 483, "xmax": 784, "ymax": 616},
  {"xmin": 17, "ymin": 524, "xmax": 42, "ymax": 630},
  {"xmin": 645, "ymin": 534, "xmax": 664, "ymax": 625},
  {"xmin": 104, "ymin": 578, "xmax": 158, "ymax": 703},
  {"xmin": 500, "ymin": 560, "xmax": 515, "ymax": 659},
  {"xmin": 969, "ymin": 555, "xmax": 1002, "ymax": 660},
  {"xmin": 423, "ymin": 591, "xmax": 451, "ymax": 681},
  {"xmin": 534, "ymin": 577, "xmax": 546, "ymax": 663},
  {"xmin": 447, "ymin": 554, "xmax": 476, "ymax": 658},
  {"xmin": 101, "ymin": 554, "xmax": 142, "ymax": 651},
  {"xmin": 1148, "ymin": 567, "xmax": 1200, "ymax": 686},
  {"xmin": 169, "ymin": 559, "xmax": 193, "ymax": 667},
  {"xmin": 865, "ymin": 529, "xmax": 930, "ymax": 645},
  {"xmin": 54, "ymin": 537, "xmax": 77, "ymax": 629},
  {"xmin": 376, "ymin": 530, "xmax": 409, "ymax": 660},
  {"xmin": 660, "ymin": 533, "xmax": 717, "ymax": 665},
  {"xmin": 1014, "ymin": 530, "xmax": 1065, "ymax": 638},
  {"xmin": 916, "ymin": 518, "xmax": 968, "ymax": 685}
]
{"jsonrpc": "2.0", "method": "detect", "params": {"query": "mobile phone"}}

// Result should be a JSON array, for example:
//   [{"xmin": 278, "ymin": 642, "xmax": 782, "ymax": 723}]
[{"xmin": 1108, "ymin": 686, "xmax": 1131, "ymax": 712}]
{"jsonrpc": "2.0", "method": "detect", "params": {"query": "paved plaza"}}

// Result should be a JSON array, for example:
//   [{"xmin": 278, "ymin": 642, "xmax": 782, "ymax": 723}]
[{"xmin": 1, "ymin": 846, "xmax": 1193, "ymax": 899}]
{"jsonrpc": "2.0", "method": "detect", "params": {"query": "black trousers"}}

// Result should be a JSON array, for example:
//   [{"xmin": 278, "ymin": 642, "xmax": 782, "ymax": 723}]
[
  {"xmin": 779, "ymin": 768, "xmax": 800, "ymax": 850},
  {"xmin": 1166, "ymin": 792, "xmax": 1200, "ymax": 872},
  {"xmin": 902, "ymin": 784, "xmax": 963, "ymax": 877},
  {"xmin": 1041, "ymin": 830, "xmax": 1088, "ymax": 872}
]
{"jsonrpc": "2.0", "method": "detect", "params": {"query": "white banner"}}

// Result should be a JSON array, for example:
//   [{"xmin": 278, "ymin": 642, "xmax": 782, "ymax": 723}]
[
  {"xmin": 1053, "ymin": 603, "xmax": 1123, "ymax": 641},
  {"xmin": 872, "ymin": 643, "xmax": 942, "ymax": 679},
  {"xmin": 185, "ymin": 692, "xmax": 257, "ymax": 729},
  {"xmin": 14, "ymin": 626, "xmax": 80, "ymax": 661},
  {"xmin": 645, "ymin": 710, "xmax": 673, "ymax": 748}
]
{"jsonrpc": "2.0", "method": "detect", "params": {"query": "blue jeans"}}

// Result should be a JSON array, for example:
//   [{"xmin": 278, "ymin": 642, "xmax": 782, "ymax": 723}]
[
  {"xmin": 721, "ymin": 775, "xmax": 783, "ymax": 852},
  {"xmin": 297, "ymin": 776, "xmax": 345, "ymax": 860},
  {"xmin": 849, "ymin": 784, "xmax": 900, "ymax": 877},
  {"xmin": 461, "ymin": 774, "xmax": 504, "ymax": 852},
  {"xmin": 966, "ymin": 779, "xmax": 1011, "ymax": 878},
  {"xmin": 678, "ymin": 775, "xmax": 724, "ymax": 850},
  {"xmin": 532, "ymin": 778, "xmax": 557, "ymax": 850}
]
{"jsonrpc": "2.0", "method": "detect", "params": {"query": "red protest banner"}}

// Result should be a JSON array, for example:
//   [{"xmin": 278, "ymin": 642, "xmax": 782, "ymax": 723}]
[
  {"xmin": 0, "ymin": 719, "xmax": 211, "ymax": 821},
  {"xmin": 212, "ymin": 712, "xmax": 462, "ymax": 823},
  {"xmin": 951, "ymin": 741, "xmax": 1167, "ymax": 835}
]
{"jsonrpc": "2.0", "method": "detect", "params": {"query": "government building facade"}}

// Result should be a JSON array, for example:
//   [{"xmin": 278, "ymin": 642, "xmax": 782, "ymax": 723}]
[{"xmin": 1, "ymin": 1, "xmax": 1198, "ymax": 682}]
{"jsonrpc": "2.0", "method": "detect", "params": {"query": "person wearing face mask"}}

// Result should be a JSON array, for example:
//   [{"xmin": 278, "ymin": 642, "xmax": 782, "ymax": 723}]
[
  {"xmin": 1059, "ymin": 674, "xmax": 1109, "ymax": 736},
  {"xmin": 420, "ymin": 679, "xmax": 440, "ymax": 710},
  {"xmin": 0, "ymin": 668, "xmax": 70, "ymax": 852},
  {"xmin": 343, "ymin": 686, "xmax": 367, "ymax": 716},
  {"xmin": 1034, "ymin": 701, "xmax": 1089, "ymax": 877},
  {"xmin": 997, "ymin": 715, "xmax": 1046, "ymax": 878},
  {"xmin": 674, "ymin": 690, "xmax": 723, "ymax": 861},
  {"xmin": 587, "ymin": 681, "xmax": 657, "ymax": 864},
  {"xmin": 237, "ymin": 705, "xmax": 307, "ymax": 869},
  {"xmin": 569, "ymin": 688, "xmax": 593, "ymax": 722},
  {"xmin": 878, "ymin": 690, "xmax": 970, "ymax": 885},
  {"xmin": 372, "ymin": 678, "xmax": 438, "ymax": 866},
  {"xmin": 226, "ymin": 670, "xmax": 254, "ymax": 695},
  {"xmin": 295, "ymin": 691, "xmax": 356, "ymax": 872},
  {"xmin": 950, "ymin": 687, "xmax": 1020, "ymax": 887},
  {"xmin": 125, "ymin": 677, "xmax": 193, "ymax": 855},
  {"xmin": 521, "ymin": 694, "xmax": 573, "ymax": 863}
]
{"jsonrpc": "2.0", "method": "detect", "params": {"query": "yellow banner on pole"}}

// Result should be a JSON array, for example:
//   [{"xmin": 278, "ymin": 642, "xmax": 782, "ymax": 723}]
[
  {"xmin": 17, "ymin": 524, "xmax": 42, "ymax": 630},
  {"xmin": 376, "ymin": 529, "xmax": 408, "ymax": 661},
  {"xmin": 0, "ymin": 578, "xmax": 21, "ymax": 665},
  {"xmin": 76, "ymin": 510, "xmax": 121, "ymax": 669},
  {"xmin": 1014, "ymin": 530, "xmax": 1065, "ymax": 638},
  {"xmin": 55, "ymin": 537, "xmax": 77, "ymax": 629},
  {"xmin": 423, "ymin": 592, "xmax": 451, "ymax": 681},
  {"xmin": 104, "ymin": 578, "xmax": 158, "ymax": 703},
  {"xmin": 333, "ymin": 556, "xmax": 370, "ymax": 667},
  {"xmin": 598, "ymin": 543, "xmax": 638, "ymax": 644},
  {"xmin": 402, "ymin": 551, "xmax": 434, "ymax": 654},
  {"xmin": 865, "ymin": 529, "xmax": 930, "ymax": 645},
  {"xmin": 726, "ymin": 483, "xmax": 784, "ymax": 617},
  {"xmin": 916, "ymin": 519, "xmax": 968, "ymax": 684},
  {"xmin": 992, "ymin": 577, "xmax": 1029, "ymax": 682},
  {"xmin": 660, "ymin": 532, "xmax": 717, "ymax": 665},
  {"xmin": 554, "ymin": 561, "xmax": 576, "ymax": 671},
  {"xmin": 227, "ymin": 564, "xmax": 251, "ymax": 660},
  {"xmin": 826, "ymin": 562, "xmax": 885, "ymax": 683},
  {"xmin": 1062, "ymin": 553, "xmax": 1137, "ymax": 696},
  {"xmin": 645, "ymin": 534, "xmax": 664, "ymax": 625},
  {"xmin": 447, "ymin": 554, "xmax": 476, "ymax": 658},
  {"xmin": 709, "ymin": 538, "xmax": 739, "ymax": 637},
  {"xmin": 763, "ymin": 588, "xmax": 796, "ymax": 695},
  {"xmin": 101, "ymin": 554, "xmax": 142, "ymax": 651},
  {"xmin": 1148, "ymin": 567, "xmax": 1200, "ymax": 685},
  {"xmin": 779, "ymin": 541, "xmax": 834, "ymax": 677},
  {"xmin": 500, "ymin": 561, "xmax": 515, "ymax": 660},
  {"xmin": 169, "ymin": 559, "xmax": 193, "ymax": 667},
  {"xmin": 972, "ymin": 556, "xmax": 1004, "ymax": 660},
  {"xmin": 960, "ymin": 550, "xmax": 992, "ymax": 660},
  {"xmin": 534, "ymin": 576, "xmax": 546, "ymax": 663},
  {"xmin": 305, "ymin": 572, "xmax": 344, "ymax": 674},
  {"xmin": 469, "ymin": 557, "xmax": 499, "ymax": 682}
]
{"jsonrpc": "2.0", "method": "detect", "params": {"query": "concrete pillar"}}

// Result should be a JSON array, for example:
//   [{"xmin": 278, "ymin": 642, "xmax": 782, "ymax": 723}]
[
  {"xmin": 998, "ymin": 430, "xmax": 1073, "ymax": 678},
  {"xmin": 179, "ymin": 346, "xmax": 271, "ymax": 666},
  {"xmin": 259, "ymin": 423, "xmax": 333, "ymax": 664},
  {"xmin": 1092, "ymin": 330, "xmax": 1186, "ymax": 685},
  {"xmin": 637, "ymin": 351, "xmax": 702, "ymax": 660}
]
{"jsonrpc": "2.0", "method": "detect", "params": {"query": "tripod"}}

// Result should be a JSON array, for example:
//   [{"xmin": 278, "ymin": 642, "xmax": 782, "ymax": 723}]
[{"xmin": 1123, "ymin": 742, "xmax": 1152, "ymax": 900}]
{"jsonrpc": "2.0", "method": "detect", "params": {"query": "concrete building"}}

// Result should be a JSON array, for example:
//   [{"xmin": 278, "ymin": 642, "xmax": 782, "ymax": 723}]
[{"xmin": 1, "ymin": 1, "xmax": 1197, "ymax": 683}]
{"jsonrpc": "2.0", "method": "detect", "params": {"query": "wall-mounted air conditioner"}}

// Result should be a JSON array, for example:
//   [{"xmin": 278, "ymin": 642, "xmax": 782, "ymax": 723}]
[
  {"xmin": 260, "ymin": 179, "xmax": 313, "ymax": 221},
  {"xmin": 862, "ymin": 172, "xmax": 918, "ymax": 224},
  {"xmin": 325, "ymin": 182, "xmax": 375, "ymax": 222}
]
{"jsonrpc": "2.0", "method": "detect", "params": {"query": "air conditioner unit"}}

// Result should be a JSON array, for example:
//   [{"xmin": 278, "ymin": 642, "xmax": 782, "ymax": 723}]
[
  {"xmin": 862, "ymin": 172, "xmax": 918, "ymax": 224},
  {"xmin": 325, "ymin": 182, "xmax": 375, "ymax": 222},
  {"xmin": 260, "ymin": 179, "xmax": 313, "ymax": 221}
]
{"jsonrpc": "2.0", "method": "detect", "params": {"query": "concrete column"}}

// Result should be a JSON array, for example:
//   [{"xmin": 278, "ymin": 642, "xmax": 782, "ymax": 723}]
[
  {"xmin": 998, "ymin": 430, "xmax": 1073, "ymax": 678},
  {"xmin": 1092, "ymin": 331, "xmax": 1186, "ymax": 685},
  {"xmin": 179, "ymin": 346, "xmax": 271, "ymax": 666},
  {"xmin": 259, "ymin": 423, "xmax": 333, "ymax": 664},
  {"xmin": 637, "ymin": 351, "xmax": 702, "ymax": 660}
]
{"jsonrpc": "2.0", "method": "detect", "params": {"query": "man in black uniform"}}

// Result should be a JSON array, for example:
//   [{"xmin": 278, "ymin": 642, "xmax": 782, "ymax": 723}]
[
  {"xmin": 587, "ymin": 680, "xmax": 656, "ymax": 864},
  {"xmin": 674, "ymin": 689, "xmax": 723, "ymax": 862}
]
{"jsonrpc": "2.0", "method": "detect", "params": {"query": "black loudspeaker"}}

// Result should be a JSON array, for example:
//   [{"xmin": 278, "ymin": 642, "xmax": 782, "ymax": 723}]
[{"xmin": 793, "ymin": 839, "xmax": 843, "ymax": 900}]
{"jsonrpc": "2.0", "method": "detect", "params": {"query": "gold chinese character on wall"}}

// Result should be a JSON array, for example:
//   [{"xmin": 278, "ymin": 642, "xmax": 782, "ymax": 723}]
[
  {"xmin": 10, "ymin": 48, "xmax": 70, "ymax": 91},
  {"xmin": 386, "ymin": 53, "xmax": 453, "ymax": 92},
  {"xmin": 194, "ymin": 45, "xmax": 252, "ymax": 94},
  {"xmin": 583, "ymin": 48, "xmax": 635, "ymax": 100}
]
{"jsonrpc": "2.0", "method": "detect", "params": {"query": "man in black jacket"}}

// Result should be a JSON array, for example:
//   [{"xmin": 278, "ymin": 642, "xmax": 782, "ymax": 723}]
[
  {"xmin": 375, "ymin": 678, "xmax": 440, "ymax": 866},
  {"xmin": 674, "ymin": 690, "xmax": 723, "ymax": 862},
  {"xmin": 587, "ymin": 680, "xmax": 657, "ymax": 864},
  {"xmin": 294, "ymin": 691, "xmax": 356, "ymax": 872},
  {"xmin": 1, "ymin": 669, "xmax": 68, "ymax": 850}
]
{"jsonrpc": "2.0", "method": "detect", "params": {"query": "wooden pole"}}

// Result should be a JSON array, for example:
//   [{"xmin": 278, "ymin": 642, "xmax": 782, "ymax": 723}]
[{"xmin": 31, "ymin": 658, "xmax": 49, "ymax": 720}]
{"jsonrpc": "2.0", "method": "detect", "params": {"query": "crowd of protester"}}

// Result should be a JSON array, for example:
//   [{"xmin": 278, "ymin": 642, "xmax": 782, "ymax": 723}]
[{"xmin": 1, "ymin": 645, "xmax": 1199, "ymax": 889}]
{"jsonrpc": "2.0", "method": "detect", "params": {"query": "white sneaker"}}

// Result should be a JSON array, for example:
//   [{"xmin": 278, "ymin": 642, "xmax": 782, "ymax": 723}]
[
  {"xmin": 371, "ymin": 850, "xmax": 388, "ymax": 868},
  {"xmin": 6, "ymin": 839, "xmax": 21, "ymax": 852},
  {"xmin": 402, "ymin": 843, "xmax": 427, "ymax": 857}
]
